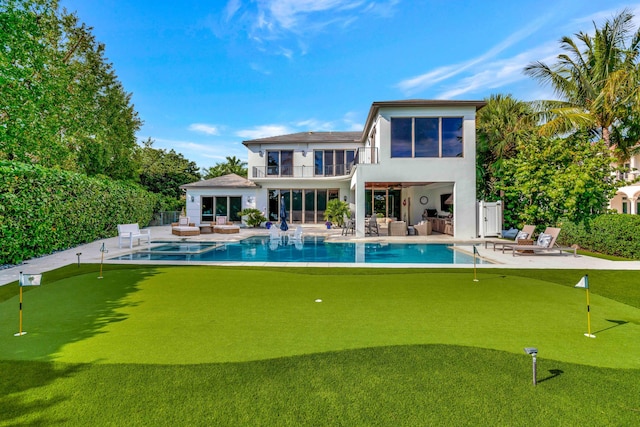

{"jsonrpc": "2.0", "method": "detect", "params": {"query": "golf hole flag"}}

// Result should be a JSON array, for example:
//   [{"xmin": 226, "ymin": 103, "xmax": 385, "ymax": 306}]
[
  {"xmin": 15, "ymin": 272, "xmax": 42, "ymax": 336},
  {"xmin": 575, "ymin": 275, "xmax": 595, "ymax": 338},
  {"xmin": 20, "ymin": 273, "xmax": 42, "ymax": 287}
]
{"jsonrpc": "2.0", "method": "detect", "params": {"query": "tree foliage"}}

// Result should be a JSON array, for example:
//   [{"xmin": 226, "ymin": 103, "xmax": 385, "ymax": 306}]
[
  {"xmin": 476, "ymin": 94, "xmax": 536, "ymax": 200},
  {"xmin": 138, "ymin": 138, "xmax": 201, "ymax": 204},
  {"xmin": 0, "ymin": 0, "xmax": 141, "ymax": 179},
  {"xmin": 203, "ymin": 156, "xmax": 248, "ymax": 179},
  {"xmin": 496, "ymin": 133, "xmax": 617, "ymax": 229},
  {"xmin": 524, "ymin": 9, "xmax": 640, "ymax": 158}
]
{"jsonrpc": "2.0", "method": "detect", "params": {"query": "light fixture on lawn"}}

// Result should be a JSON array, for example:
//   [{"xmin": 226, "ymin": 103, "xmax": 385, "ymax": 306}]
[{"xmin": 524, "ymin": 347, "xmax": 538, "ymax": 386}]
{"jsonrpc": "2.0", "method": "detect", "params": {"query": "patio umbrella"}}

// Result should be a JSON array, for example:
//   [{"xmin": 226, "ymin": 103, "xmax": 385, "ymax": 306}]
[{"xmin": 280, "ymin": 197, "xmax": 289, "ymax": 231}]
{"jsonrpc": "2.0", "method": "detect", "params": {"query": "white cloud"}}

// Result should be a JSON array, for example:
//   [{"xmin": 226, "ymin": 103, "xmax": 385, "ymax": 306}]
[
  {"xmin": 236, "ymin": 124, "xmax": 293, "ymax": 139},
  {"xmin": 434, "ymin": 42, "xmax": 559, "ymax": 99},
  {"xmin": 188, "ymin": 123, "xmax": 220, "ymax": 135},
  {"xmin": 295, "ymin": 118, "xmax": 335, "ymax": 131},
  {"xmin": 219, "ymin": 0, "xmax": 399, "ymax": 58},
  {"xmin": 397, "ymin": 13, "xmax": 553, "ymax": 96},
  {"xmin": 223, "ymin": 0, "xmax": 242, "ymax": 21}
]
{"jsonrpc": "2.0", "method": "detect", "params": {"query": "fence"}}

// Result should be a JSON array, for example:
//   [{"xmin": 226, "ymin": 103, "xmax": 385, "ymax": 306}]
[{"xmin": 149, "ymin": 211, "xmax": 180, "ymax": 226}]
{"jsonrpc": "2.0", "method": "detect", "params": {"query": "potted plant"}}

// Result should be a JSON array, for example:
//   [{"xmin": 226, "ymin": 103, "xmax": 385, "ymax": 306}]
[
  {"xmin": 325, "ymin": 221, "xmax": 332, "ymax": 229},
  {"xmin": 323, "ymin": 199, "xmax": 350, "ymax": 228},
  {"xmin": 238, "ymin": 208, "xmax": 267, "ymax": 228}
]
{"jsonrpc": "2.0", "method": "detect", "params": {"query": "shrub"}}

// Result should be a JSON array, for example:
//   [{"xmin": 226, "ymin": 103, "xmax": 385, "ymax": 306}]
[
  {"xmin": 0, "ymin": 161, "xmax": 156, "ymax": 265},
  {"xmin": 557, "ymin": 214, "xmax": 640, "ymax": 259},
  {"xmin": 239, "ymin": 208, "xmax": 267, "ymax": 227}
]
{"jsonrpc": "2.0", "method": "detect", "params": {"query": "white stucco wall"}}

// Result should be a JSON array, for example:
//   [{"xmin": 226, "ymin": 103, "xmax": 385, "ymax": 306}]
[{"xmin": 353, "ymin": 105, "xmax": 478, "ymax": 238}]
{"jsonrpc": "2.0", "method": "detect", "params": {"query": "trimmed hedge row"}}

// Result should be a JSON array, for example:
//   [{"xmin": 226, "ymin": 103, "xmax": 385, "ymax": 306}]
[
  {"xmin": 0, "ymin": 161, "xmax": 156, "ymax": 265},
  {"xmin": 557, "ymin": 214, "xmax": 640, "ymax": 259}
]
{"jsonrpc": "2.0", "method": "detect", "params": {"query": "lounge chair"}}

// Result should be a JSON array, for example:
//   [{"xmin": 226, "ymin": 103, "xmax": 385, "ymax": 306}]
[
  {"xmin": 171, "ymin": 217, "xmax": 200, "ymax": 236},
  {"xmin": 485, "ymin": 224, "xmax": 535, "ymax": 251},
  {"xmin": 503, "ymin": 227, "xmax": 577, "ymax": 257}
]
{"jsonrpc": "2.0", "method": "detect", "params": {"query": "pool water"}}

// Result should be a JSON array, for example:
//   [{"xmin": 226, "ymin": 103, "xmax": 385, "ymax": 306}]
[{"xmin": 111, "ymin": 236, "xmax": 487, "ymax": 265}]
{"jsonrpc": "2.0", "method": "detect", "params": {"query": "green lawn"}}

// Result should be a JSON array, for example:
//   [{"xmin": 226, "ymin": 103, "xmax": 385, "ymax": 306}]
[{"xmin": 1, "ymin": 265, "xmax": 639, "ymax": 425}]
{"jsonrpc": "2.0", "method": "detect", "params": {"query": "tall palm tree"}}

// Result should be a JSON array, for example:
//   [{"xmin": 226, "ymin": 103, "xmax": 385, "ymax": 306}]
[{"xmin": 524, "ymin": 9, "xmax": 640, "ymax": 157}]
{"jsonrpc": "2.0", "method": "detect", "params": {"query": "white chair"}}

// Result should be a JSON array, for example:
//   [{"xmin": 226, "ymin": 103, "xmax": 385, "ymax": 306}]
[
  {"xmin": 290, "ymin": 226, "xmax": 303, "ymax": 242},
  {"xmin": 269, "ymin": 226, "xmax": 281, "ymax": 242},
  {"xmin": 117, "ymin": 223, "xmax": 151, "ymax": 248}
]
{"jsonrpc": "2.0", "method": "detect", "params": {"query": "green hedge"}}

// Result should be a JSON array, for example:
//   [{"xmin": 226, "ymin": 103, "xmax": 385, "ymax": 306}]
[
  {"xmin": 0, "ymin": 161, "xmax": 156, "ymax": 265},
  {"xmin": 557, "ymin": 214, "xmax": 640, "ymax": 259}
]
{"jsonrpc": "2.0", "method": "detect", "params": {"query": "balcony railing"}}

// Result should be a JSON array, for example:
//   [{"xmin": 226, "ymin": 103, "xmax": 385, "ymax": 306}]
[
  {"xmin": 251, "ymin": 164, "xmax": 354, "ymax": 179},
  {"xmin": 250, "ymin": 148, "xmax": 379, "ymax": 179},
  {"xmin": 356, "ymin": 146, "xmax": 379, "ymax": 165}
]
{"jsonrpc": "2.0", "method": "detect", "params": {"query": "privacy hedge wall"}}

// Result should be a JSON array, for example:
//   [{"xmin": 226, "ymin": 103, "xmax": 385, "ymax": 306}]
[
  {"xmin": 0, "ymin": 161, "xmax": 156, "ymax": 265},
  {"xmin": 557, "ymin": 214, "xmax": 640, "ymax": 259}
]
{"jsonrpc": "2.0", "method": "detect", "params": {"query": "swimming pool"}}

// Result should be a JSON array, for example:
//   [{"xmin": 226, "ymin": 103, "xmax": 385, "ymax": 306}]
[{"xmin": 110, "ymin": 236, "xmax": 488, "ymax": 265}]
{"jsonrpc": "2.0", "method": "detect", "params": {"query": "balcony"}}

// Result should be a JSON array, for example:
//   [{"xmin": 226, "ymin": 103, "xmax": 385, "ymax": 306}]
[
  {"xmin": 251, "ymin": 164, "xmax": 354, "ymax": 179},
  {"xmin": 250, "ymin": 148, "xmax": 379, "ymax": 179}
]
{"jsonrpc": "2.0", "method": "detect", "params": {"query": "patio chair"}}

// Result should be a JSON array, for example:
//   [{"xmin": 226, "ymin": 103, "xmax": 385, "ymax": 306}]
[
  {"xmin": 486, "ymin": 224, "xmax": 536, "ymax": 251},
  {"xmin": 118, "ymin": 223, "xmax": 151, "ymax": 248},
  {"xmin": 503, "ymin": 227, "xmax": 577, "ymax": 257},
  {"xmin": 388, "ymin": 220, "xmax": 407, "ymax": 236},
  {"xmin": 269, "ymin": 226, "xmax": 281, "ymax": 242},
  {"xmin": 414, "ymin": 220, "xmax": 432, "ymax": 236},
  {"xmin": 290, "ymin": 226, "xmax": 303, "ymax": 242},
  {"xmin": 366, "ymin": 216, "xmax": 379, "ymax": 236},
  {"xmin": 342, "ymin": 215, "xmax": 355, "ymax": 236}
]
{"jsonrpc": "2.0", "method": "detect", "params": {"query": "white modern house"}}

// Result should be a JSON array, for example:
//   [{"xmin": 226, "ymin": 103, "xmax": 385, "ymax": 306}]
[
  {"xmin": 611, "ymin": 154, "xmax": 640, "ymax": 214},
  {"xmin": 181, "ymin": 99, "xmax": 486, "ymax": 238}
]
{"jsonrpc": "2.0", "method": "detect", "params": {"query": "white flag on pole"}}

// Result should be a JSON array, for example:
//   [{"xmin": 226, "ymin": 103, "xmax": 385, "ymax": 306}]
[
  {"xmin": 574, "ymin": 275, "xmax": 588, "ymax": 289},
  {"xmin": 20, "ymin": 273, "xmax": 42, "ymax": 287}
]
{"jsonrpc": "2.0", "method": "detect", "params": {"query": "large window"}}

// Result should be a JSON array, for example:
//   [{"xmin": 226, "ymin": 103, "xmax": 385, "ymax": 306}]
[
  {"xmin": 268, "ymin": 188, "xmax": 339, "ymax": 223},
  {"xmin": 314, "ymin": 149, "xmax": 356, "ymax": 175},
  {"xmin": 267, "ymin": 150, "xmax": 293, "ymax": 176},
  {"xmin": 201, "ymin": 196, "xmax": 242, "ymax": 222},
  {"xmin": 391, "ymin": 117, "xmax": 463, "ymax": 158}
]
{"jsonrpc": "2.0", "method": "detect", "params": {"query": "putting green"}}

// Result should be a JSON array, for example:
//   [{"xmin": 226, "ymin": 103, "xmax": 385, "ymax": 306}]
[{"xmin": 1, "ymin": 267, "xmax": 638, "ymax": 368}]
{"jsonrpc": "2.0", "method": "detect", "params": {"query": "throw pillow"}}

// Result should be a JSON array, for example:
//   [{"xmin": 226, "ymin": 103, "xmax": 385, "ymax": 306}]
[
  {"xmin": 536, "ymin": 233, "xmax": 552, "ymax": 248},
  {"xmin": 515, "ymin": 231, "xmax": 529, "ymax": 241}
]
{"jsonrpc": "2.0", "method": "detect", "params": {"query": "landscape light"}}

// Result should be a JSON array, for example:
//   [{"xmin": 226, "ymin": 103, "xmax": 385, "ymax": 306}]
[{"xmin": 524, "ymin": 347, "xmax": 538, "ymax": 386}]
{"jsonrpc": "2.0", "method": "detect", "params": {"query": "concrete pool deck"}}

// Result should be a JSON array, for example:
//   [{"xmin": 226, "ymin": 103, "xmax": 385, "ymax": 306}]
[{"xmin": 2, "ymin": 224, "xmax": 639, "ymax": 286}]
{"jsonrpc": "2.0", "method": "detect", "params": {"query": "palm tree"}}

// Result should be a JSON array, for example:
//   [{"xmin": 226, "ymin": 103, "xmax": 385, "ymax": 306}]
[
  {"xmin": 476, "ymin": 94, "xmax": 536, "ymax": 199},
  {"xmin": 524, "ymin": 9, "xmax": 640, "ymax": 157},
  {"xmin": 203, "ymin": 156, "xmax": 248, "ymax": 179}
]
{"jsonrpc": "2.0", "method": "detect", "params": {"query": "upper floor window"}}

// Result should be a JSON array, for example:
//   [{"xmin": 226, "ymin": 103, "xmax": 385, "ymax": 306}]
[
  {"xmin": 391, "ymin": 117, "xmax": 463, "ymax": 158},
  {"xmin": 267, "ymin": 150, "xmax": 293, "ymax": 176},
  {"xmin": 314, "ymin": 149, "xmax": 355, "ymax": 176}
]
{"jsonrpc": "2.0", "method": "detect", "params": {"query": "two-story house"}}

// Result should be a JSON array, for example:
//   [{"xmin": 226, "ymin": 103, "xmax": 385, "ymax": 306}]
[
  {"xmin": 611, "ymin": 154, "xmax": 640, "ymax": 214},
  {"xmin": 181, "ymin": 99, "xmax": 486, "ymax": 238}
]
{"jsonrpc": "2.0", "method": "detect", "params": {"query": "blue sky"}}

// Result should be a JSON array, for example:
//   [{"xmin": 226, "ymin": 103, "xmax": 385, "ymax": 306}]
[{"xmin": 59, "ymin": 0, "xmax": 640, "ymax": 171}]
